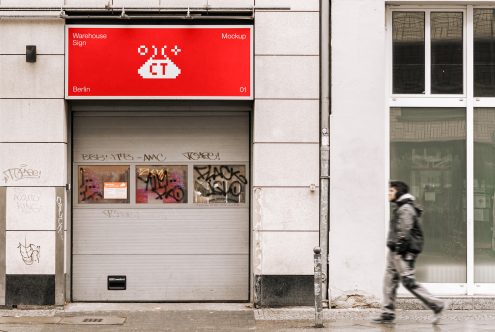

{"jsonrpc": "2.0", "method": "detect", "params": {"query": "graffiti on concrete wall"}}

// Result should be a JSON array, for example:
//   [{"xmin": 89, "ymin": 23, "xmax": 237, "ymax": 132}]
[
  {"xmin": 136, "ymin": 166, "xmax": 187, "ymax": 203},
  {"xmin": 7, "ymin": 188, "xmax": 57, "ymax": 232},
  {"xmin": 56, "ymin": 196, "xmax": 64, "ymax": 239},
  {"xmin": 18, "ymin": 237, "xmax": 40, "ymax": 265},
  {"xmin": 3, "ymin": 164, "xmax": 41, "ymax": 184},
  {"xmin": 194, "ymin": 165, "xmax": 247, "ymax": 203},
  {"xmin": 13, "ymin": 191, "xmax": 41, "ymax": 213}
]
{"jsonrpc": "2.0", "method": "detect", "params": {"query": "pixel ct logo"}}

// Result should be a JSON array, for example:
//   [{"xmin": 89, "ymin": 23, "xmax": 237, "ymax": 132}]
[{"xmin": 137, "ymin": 45, "xmax": 182, "ymax": 79}]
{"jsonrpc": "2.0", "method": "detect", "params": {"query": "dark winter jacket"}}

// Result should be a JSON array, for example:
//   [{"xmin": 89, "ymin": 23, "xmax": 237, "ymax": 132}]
[{"xmin": 387, "ymin": 193, "xmax": 424, "ymax": 255}]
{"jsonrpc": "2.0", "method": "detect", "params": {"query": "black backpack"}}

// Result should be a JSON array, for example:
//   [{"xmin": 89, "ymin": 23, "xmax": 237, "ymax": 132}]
[{"xmin": 407, "ymin": 204, "xmax": 424, "ymax": 254}]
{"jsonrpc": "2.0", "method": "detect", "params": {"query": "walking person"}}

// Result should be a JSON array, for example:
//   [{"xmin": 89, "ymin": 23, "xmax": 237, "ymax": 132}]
[{"xmin": 373, "ymin": 181, "xmax": 445, "ymax": 324}]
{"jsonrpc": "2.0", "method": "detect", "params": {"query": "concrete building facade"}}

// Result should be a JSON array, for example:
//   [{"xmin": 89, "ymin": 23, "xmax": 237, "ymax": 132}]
[
  {"xmin": 6, "ymin": 0, "xmax": 495, "ymax": 309},
  {"xmin": 0, "ymin": 0, "xmax": 323, "ymax": 306},
  {"xmin": 331, "ymin": 0, "xmax": 495, "ymax": 305}
]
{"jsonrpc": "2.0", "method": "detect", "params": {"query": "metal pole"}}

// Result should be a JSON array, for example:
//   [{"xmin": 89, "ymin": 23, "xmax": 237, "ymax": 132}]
[
  {"xmin": 314, "ymin": 247, "xmax": 324, "ymax": 328},
  {"xmin": 319, "ymin": 0, "xmax": 331, "ymax": 307}
]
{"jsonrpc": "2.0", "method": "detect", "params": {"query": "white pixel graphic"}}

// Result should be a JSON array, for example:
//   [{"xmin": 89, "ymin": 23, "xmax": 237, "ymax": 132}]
[
  {"xmin": 138, "ymin": 45, "xmax": 181, "ymax": 79},
  {"xmin": 171, "ymin": 45, "xmax": 181, "ymax": 55}
]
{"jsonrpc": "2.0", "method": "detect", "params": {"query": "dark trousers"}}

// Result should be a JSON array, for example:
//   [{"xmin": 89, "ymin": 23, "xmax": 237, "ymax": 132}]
[{"xmin": 382, "ymin": 250, "xmax": 444, "ymax": 315}]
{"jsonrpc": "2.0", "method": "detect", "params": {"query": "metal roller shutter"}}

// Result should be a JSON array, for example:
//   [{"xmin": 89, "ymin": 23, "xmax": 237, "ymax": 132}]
[{"xmin": 72, "ymin": 112, "xmax": 249, "ymax": 301}]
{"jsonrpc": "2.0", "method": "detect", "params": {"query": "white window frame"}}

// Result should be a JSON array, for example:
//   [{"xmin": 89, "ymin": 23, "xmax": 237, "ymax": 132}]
[
  {"xmin": 471, "ymin": 4, "xmax": 495, "ymax": 295},
  {"xmin": 386, "ymin": 5, "xmax": 495, "ymax": 296},
  {"xmin": 390, "ymin": 7, "xmax": 467, "ymax": 100},
  {"xmin": 472, "ymin": 5, "xmax": 495, "ymax": 108}
]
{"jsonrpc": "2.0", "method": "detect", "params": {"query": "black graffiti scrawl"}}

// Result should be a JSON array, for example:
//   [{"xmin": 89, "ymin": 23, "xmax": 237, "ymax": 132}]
[
  {"xmin": 136, "ymin": 166, "xmax": 187, "ymax": 203},
  {"xmin": 18, "ymin": 237, "xmax": 40, "ymax": 265},
  {"xmin": 194, "ymin": 165, "xmax": 248, "ymax": 203}
]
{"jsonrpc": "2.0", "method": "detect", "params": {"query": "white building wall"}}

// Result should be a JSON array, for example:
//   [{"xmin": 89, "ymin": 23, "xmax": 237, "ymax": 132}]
[
  {"xmin": 0, "ymin": 19, "xmax": 67, "ymax": 181},
  {"xmin": 0, "ymin": 0, "xmax": 322, "ymax": 306},
  {"xmin": 330, "ymin": 0, "xmax": 387, "ymax": 300},
  {"xmin": 0, "ymin": 17, "xmax": 67, "ymax": 305},
  {"xmin": 0, "ymin": 100, "xmax": 66, "ymax": 142},
  {"xmin": 253, "ymin": 3, "xmax": 320, "ymax": 279}
]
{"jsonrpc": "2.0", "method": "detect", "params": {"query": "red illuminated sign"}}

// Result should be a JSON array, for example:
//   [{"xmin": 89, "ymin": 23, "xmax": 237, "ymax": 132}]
[{"xmin": 66, "ymin": 25, "xmax": 252, "ymax": 99}]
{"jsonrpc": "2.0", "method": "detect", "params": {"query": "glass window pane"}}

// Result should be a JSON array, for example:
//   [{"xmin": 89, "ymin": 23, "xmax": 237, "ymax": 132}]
[
  {"xmin": 78, "ymin": 165, "xmax": 130, "ymax": 204},
  {"xmin": 393, "ymin": 12, "xmax": 425, "ymax": 94},
  {"xmin": 431, "ymin": 12, "xmax": 463, "ymax": 94},
  {"xmin": 474, "ymin": 9, "xmax": 495, "ymax": 96},
  {"xmin": 193, "ymin": 165, "xmax": 247, "ymax": 204},
  {"xmin": 136, "ymin": 165, "xmax": 187, "ymax": 203},
  {"xmin": 474, "ymin": 108, "xmax": 495, "ymax": 282},
  {"xmin": 390, "ymin": 107, "xmax": 466, "ymax": 283}
]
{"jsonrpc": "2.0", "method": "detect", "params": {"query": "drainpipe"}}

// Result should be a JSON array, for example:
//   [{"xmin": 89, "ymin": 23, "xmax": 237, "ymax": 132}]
[{"xmin": 320, "ymin": 0, "xmax": 330, "ymax": 307}]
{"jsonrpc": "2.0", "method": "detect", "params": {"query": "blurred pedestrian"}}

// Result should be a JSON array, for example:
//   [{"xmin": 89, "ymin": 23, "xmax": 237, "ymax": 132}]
[{"xmin": 372, "ymin": 181, "xmax": 445, "ymax": 325}]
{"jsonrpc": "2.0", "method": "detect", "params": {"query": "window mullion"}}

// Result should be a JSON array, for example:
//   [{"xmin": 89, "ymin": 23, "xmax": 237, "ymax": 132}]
[
  {"xmin": 425, "ymin": 10, "xmax": 432, "ymax": 95},
  {"xmin": 466, "ymin": 5, "xmax": 475, "ymax": 296}
]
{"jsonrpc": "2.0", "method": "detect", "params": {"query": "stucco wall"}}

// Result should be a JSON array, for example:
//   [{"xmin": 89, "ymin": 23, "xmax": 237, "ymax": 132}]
[
  {"xmin": 253, "ymin": 0, "xmax": 319, "ymax": 277},
  {"xmin": 330, "ymin": 0, "xmax": 387, "ymax": 301},
  {"xmin": 252, "ymin": 0, "xmax": 320, "ymax": 306},
  {"xmin": 0, "ymin": 17, "xmax": 67, "ymax": 305}
]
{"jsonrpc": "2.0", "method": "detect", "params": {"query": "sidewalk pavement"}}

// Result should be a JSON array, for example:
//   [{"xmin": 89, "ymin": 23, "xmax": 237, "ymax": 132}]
[{"xmin": 0, "ymin": 303, "xmax": 495, "ymax": 331}]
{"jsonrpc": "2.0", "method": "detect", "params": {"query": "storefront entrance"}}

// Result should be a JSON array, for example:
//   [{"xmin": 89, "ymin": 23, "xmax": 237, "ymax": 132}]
[{"xmin": 71, "ymin": 111, "xmax": 250, "ymax": 301}]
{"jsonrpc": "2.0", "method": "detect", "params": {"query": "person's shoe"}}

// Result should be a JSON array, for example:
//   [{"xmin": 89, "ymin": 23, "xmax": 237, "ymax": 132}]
[
  {"xmin": 432, "ymin": 302, "xmax": 447, "ymax": 325},
  {"xmin": 372, "ymin": 313, "xmax": 395, "ymax": 324}
]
